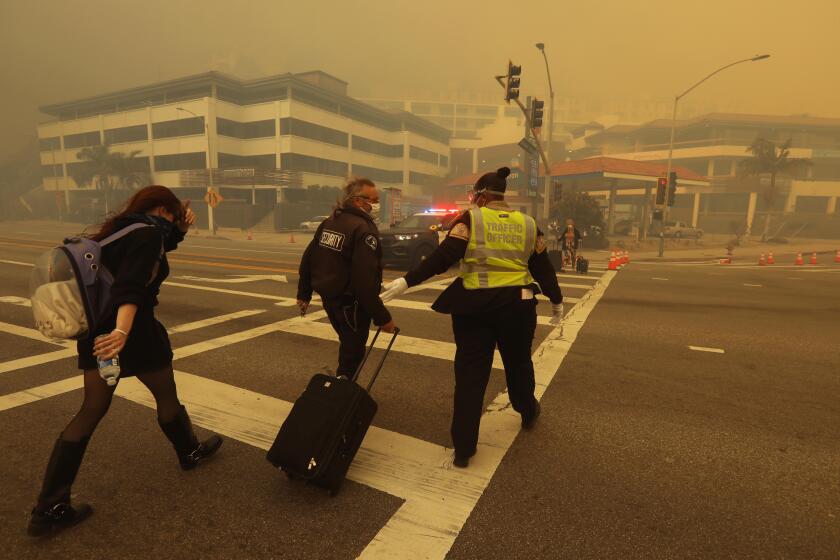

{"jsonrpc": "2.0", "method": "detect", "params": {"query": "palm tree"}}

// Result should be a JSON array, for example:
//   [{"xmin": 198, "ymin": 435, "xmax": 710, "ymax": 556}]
[
  {"xmin": 737, "ymin": 138, "xmax": 810, "ymax": 241},
  {"xmin": 70, "ymin": 144, "xmax": 150, "ymax": 213}
]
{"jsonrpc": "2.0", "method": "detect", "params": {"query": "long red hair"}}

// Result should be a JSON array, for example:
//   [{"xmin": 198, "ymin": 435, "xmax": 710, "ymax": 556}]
[{"xmin": 88, "ymin": 185, "xmax": 181, "ymax": 241}]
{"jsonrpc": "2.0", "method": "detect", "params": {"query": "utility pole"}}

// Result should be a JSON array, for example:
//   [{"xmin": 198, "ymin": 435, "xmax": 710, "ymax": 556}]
[
  {"xmin": 177, "ymin": 104, "xmax": 216, "ymax": 234},
  {"xmin": 536, "ymin": 43, "xmax": 555, "ymax": 222}
]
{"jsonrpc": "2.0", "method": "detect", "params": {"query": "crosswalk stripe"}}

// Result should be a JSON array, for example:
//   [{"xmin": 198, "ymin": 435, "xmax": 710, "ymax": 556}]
[
  {"xmin": 164, "ymin": 281, "xmax": 299, "ymax": 306},
  {"xmin": 167, "ymin": 309, "xmax": 266, "ymax": 334},
  {"xmin": 0, "ymin": 348, "xmax": 77, "ymax": 376},
  {"xmin": 0, "ymin": 376, "xmax": 83, "ymax": 411},
  {"xmin": 0, "ymin": 321, "xmax": 71, "ymax": 348}
]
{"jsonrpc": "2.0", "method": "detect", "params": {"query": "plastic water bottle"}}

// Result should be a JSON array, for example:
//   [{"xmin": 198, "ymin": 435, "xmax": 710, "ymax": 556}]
[{"xmin": 95, "ymin": 334, "xmax": 121, "ymax": 386}]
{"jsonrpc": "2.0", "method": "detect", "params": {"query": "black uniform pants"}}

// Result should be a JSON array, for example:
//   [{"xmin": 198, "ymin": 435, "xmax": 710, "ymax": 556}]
[
  {"xmin": 323, "ymin": 297, "xmax": 372, "ymax": 377},
  {"xmin": 450, "ymin": 298, "xmax": 538, "ymax": 455}
]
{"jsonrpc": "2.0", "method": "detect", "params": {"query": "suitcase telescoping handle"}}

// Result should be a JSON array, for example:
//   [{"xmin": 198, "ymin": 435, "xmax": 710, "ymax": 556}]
[{"xmin": 350, "ymin": 327, "xmax": 400, "ymax": 392}]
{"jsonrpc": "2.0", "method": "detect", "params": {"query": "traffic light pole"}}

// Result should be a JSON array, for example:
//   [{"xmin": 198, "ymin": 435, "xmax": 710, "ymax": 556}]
[{"xmin": 495, "ymin": 74, "xmax": 551, "ymax": 205}]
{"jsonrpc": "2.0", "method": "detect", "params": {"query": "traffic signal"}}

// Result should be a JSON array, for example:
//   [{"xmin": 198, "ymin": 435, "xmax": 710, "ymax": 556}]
[
  {"xmin": 655, "ymin": 177, "xmax": 667, "ymax": 205},
  {"xmin": 667, "ymin": 171, "xmax": 677, "ymax": 207},
  {"xmin": 531, "ymin": 98, "xmax": 545, "ymax": 129},
  {"xmin": 652, "ymin": 209, "xmax": 664, "ymax": 221},
  {"xmin": 505, "ymin": 61, "xmax": 521, "ymax": 103}
]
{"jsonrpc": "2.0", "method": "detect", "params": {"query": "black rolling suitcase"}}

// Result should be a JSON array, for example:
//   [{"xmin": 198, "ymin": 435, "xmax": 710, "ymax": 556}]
[
  {"xmin": 266, "ymin": 328, "xmax": 399, "ymax": 496},
  {"xmin": 575, "ymin": 255, "xmax": 589, "ymax": 274}
]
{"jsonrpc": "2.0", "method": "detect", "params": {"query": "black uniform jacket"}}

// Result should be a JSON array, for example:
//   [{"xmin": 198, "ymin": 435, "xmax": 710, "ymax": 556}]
[
  {"xmin": 404, "ymin": 202, "xmax": 563, "ymax": 315},
  {"xmin": 297, "ymin": 205, "xmax": 391, "ymax": 326}
]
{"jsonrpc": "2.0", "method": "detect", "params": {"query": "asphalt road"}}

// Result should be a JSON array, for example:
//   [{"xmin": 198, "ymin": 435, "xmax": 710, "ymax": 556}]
[{"xmin": 0, "ymin": 220, "xmax": 838, "ymax": 559}]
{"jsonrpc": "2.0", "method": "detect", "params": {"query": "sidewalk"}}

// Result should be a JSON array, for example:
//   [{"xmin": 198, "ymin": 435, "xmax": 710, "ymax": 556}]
[{"xmin": 619, "ymin": 236, "xmax": 840, "ymax": 263}]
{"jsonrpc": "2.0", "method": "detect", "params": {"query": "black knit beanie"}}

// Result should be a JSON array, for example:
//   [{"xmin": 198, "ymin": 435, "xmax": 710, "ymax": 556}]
[{"xmin": 474, "ymin": 167, "xmax": 511, "ymax": 195}]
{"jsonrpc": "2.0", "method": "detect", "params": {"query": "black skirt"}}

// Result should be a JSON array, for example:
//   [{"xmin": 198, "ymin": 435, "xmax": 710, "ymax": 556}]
[{"xmin": 77, "ymin": 306, "xmax": 173, "ymax": 376}]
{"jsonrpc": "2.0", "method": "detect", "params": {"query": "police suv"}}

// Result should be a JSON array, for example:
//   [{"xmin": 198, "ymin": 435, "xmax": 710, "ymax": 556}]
[{"xmin": 380, "ymin": 209, "xmax": 460, "ymax": 269}]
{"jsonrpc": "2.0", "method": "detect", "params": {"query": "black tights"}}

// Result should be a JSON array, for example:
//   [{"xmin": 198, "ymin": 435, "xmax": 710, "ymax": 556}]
[{"xmin": 61, "ymin": 366, "xmax": 182, "ymax": 442}]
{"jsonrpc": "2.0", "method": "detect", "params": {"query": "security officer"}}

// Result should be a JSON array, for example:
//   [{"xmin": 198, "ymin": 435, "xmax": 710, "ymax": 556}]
[
  {"xmin": 297, "ymin": 178, "xmax": 397, "ymax": 378},
  {"xmin": 381, "ymin": 167, "xmax": 563, "ymax": 468}
]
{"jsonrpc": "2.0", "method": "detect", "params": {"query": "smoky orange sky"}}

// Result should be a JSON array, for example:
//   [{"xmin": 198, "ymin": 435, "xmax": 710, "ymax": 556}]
[{"xmin": 1, "ymin": 0, "xmax": 838, "ymax": 160}]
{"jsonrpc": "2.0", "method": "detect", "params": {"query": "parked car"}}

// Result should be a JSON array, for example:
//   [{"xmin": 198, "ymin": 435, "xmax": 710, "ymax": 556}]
[
  {"xmin": 613, "ymin": 219, "xmax": 638, "ymax": 236},
  {"xmin": 299, "ymin": 215, "xmax": 330, "ymax": 230},
  {"xmin": 380, "ymin": 209, "xmax": 460, "ymax": 269},
  {"xmin": 661, "ymin": 221, "xmax": 703, "ymax": 239}
]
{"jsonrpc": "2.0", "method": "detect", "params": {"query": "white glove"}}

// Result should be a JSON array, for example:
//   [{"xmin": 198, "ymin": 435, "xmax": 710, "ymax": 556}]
[
  {"xmin": 380, "ymin": 277, "xmax": 408, "ymax": 302},
  {"xmin": 549, "ymin": 302, "xmax": 564, "ymax": 326}
]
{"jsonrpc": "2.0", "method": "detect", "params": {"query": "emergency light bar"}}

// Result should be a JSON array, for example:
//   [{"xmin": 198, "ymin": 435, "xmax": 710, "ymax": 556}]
[{"xmin": 424, "ymin": 208, "xmax": 459, "ymax": 214}]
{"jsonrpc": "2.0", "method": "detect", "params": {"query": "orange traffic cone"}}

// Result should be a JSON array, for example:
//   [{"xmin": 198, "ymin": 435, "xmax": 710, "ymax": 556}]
[
  {"xmin": 626, "ymin": 251, "xmax": 631, "ymax": 264},
  {"xmin": 795, "ymin": 253, "xmax": 804, "ymax": 266},
  {"xmin": 622, "ymin": 250, "xmax": 629, "ymax": 265},
  {"xmin": 719, "ymin": 257, "xmax": 731, "ymax": 264},
  {"xmin": 758, "ymin": 253, "xmax": 766, "ymax": 266},
  {"xmin": 289, "ymin": 232, "xmax": 296, "ymax": 243},
  {"xmin": 809, "ymin": 252, "xmax": 818, "ymax": 265},
  {"xmin": 767, "ymin": 252, "xmax": 775, "ymax": 265},
  {"xmin": 247, "ymin": 229, "xmax": 253, "ymax": 241},
  {"xmin": 608, "ymin": 252, "xmax": 618, "ymax": 271},
  {"xmin": 834, "ymin": 249, "xmax": 840, "ymax": 264}
]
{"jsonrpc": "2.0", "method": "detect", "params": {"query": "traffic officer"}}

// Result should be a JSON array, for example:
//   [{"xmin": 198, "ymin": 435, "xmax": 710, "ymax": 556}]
[
  {"xmin": 297, "ymin": 177, "xmax": 397, "ymax": 378},
  {"xmin": 380, "ymin": 167, "xmax": 563, "ymax": 468}
]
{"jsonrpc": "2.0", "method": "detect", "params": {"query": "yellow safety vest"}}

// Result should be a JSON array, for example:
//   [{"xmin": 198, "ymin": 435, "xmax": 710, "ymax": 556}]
[{"xmin": 459, "ymin": 206, "xmax": 536, "ymax": 289}]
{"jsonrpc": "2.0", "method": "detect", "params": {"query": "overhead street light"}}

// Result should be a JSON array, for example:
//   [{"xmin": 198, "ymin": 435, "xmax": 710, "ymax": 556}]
[
  {"xmin": 658, "ymin": 54, "xmax": 771, "ymax": 255},
  {"xmin": 176, "ymin": 106, "xmax": 216, "ymax": 234},
  {"xmin": 535, "ymin": 42, "xmax": 555, "ymax": 222}
]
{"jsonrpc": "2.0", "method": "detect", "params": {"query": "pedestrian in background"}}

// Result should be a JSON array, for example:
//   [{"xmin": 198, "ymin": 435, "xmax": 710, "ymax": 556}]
[
  {"xmin": 27, "ymin": 185, "xmax": 223, "ymax": 538},
  {"xmin": 380, "ymin": 167, "xmax": 563, "ymax": 468},
  {"xmin": 297, "ymin": 178, "xmax": 397, "ymax": 378}
]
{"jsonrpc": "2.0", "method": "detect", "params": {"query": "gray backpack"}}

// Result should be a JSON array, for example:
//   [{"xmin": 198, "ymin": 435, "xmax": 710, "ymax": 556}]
[{"xmin": 30, "ymin": 223, "xmax": 155, "ymax": 340}]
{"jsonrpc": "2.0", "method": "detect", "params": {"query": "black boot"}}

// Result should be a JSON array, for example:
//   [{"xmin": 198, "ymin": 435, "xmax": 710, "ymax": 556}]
[
  {"xmin": 27, "ymin": 437, "xmax": 93, "ymax": 537},
  {"xmin": 158, "ymin": 406, "xmax": 223, "ymax": 470},
  {"xmin": 522, "ymin": 400, "xmax": 541, "ymax": 430}
]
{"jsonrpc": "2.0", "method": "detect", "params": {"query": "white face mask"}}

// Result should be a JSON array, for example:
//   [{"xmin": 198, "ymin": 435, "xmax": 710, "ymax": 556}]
[{"xmin": 368, "ymin": 202, "xmax": 381, "ymax": 217}]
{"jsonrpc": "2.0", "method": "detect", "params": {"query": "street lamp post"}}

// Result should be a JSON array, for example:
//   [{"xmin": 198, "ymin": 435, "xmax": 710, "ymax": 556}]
[
  {"xmin": 536, "ymin": 43, "xmax": 555, "ymax": 222},
  {"xmin": 659, "ymin": 54, "xmax": 770, "ymax": 256},
  {"xmin": 176, "ymin": 106, "xmax": 216, "ymax": 234}
]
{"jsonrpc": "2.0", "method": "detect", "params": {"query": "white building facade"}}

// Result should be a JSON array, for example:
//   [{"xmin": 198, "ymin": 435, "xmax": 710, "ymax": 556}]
[{"xmin": 37, "ymin": 71, "xmax": 451, "ymax": 217}]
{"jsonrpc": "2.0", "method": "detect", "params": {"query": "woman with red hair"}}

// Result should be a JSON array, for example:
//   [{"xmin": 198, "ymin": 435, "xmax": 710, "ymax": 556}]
[{"xmin": 28, "ymin": 185, "xmax": 223, "ymax": 538}]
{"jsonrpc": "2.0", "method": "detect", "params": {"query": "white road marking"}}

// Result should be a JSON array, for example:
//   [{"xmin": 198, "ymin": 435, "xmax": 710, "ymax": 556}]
[
  {"xmin": 175, "ymin": 274, "xmax": 288, "ymax": 284},
  {"xmin": 555, "ymin": 274, "xmax": 600, "ymax": 282},
  {"xmin": 403, "ymin": 277, "xmax": 455, "ymax": 294},
  {"xmin": 359, "ymin": 269, "xmax": 618, "ymax": 559},
  {"xmin": 743, "ymin": 283, "xmax": 762, "ymax": 287},
  {"xmin": 0, "ymin": 376, "xmax": 83, "ymax": 412},
  {"xmin": 0, "ymin": 259, "xmax": 34, "ymax": 267},
  {"xmin": 273, "ymin": 318, "xmax": 504, "ymax": 370},
  {"xmin": 166, "ymin": 309, "xmax": 266, "ymax": 334},
  {"xmin": 184, "ymin": 244, "xmax": 307, "ymax": 256},
  {"xmin": 0, "ymin": 321, "xmax": 71, "ymax": 347},
  {"xmin": 0, "ymin": 270, "xmax": 614, "ymax": 559},
  {"xmin": 688, "ymin": 346, "xmax": 725, "ymax": 354},
  {"xmin": 0, "ymin": 348, "xmax": 78, "ymax": 375},
  {"xmin": 652, "ymin": 277, "xmax": 669, "ymax": 281},
  {"xmin": 0, "ymin": 296, "xmax": 31, "ymax": 307},
  {"xmin": 165, "ymin": 281, "xmax": 299, "ymax": 306}
]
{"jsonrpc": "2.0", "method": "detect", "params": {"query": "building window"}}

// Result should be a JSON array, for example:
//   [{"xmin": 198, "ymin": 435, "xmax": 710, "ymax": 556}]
[
  {"xmin": 282, "ymin": 153, "xmax": 348, "ymax": 177},
  {"xmin": 39, "ymin": 137, "xmax": 61, "ymax": 151},
  {"xmin": 216, "ymin": 118, "xmax": 276, "ymax": 139},
  {"xmin": 504, "ymin": 107, "xmax": 520, "ymax": 118},
  {"xmin": 217, "ymin": 153, "xmax": 276, "ymax": 169},
  {"xmin": 711, "ymin": 159, "xmax": 733, "ymax": 176},
  {"xmin": 351, "ymin": 164, "xmax": 402, "ymax": 184},
  {"xmin": 352, "ymin": 135, "xmax": 403, "ymax": 158},
  {"xmin": 475, "ymin": 105, "xmax": 497, "ymax": 116},
  {"xmin": 154, "ymin": 152, "xmax": 206, "ymax": 171},
  {"xmin": 41, "ymin": 164, "xmax": 64, "ymax": 178},
  {"xmin": 409, "ymin": 145, "xmax": 438, "ymax": 164},
  {"xmin": 794, "ymin": 196, "xmax": 829, "ymax": 213},
  {"xmin": 104, "ymin": 124, "xmax": 148, "ymax": 144},
  {"xmin": 439, "ymin": 154, "xmax": 449, "ymax": 167},
  {"xmin": 409, "ymin": 171, "xmax": 438, "ymax": 186},
  {"xmin": 411, "ymin": 102, "xmax": 432, "ymax": 114},
  {"xmin": 291, "ymin": 88, "xmax": 339, "ymax": 113},
  {"xmin": 152, "ymin": 117, "xmax": 204, "ymax": 139},
  {"xmin": 340, "ymin": 103, "xmax": 400, "ymax": 132},
  {"xmin": 63, "ymin": 131, "xmax": 101, "ymax": 149},
  {"xmin": 279, "ymin": 118, "xmax": 348, "ymax": 147}
]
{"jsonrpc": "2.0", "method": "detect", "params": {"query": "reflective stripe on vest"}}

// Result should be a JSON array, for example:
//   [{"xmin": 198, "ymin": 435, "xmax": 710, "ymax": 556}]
[{"xmin": 459, "ymin": 206, "xmax": 536, "ymax": 289}]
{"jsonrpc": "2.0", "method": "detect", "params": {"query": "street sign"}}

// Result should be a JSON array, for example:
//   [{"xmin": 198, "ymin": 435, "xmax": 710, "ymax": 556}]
[
  {"xmin": 526, "ymin": 154, "xmax": 539, "ymax": 197},
  {"xmin": 518, "ymin": 136, "xmax": 538, "ymax": 155},
  {"xmin": 204, "ymin": 187, "xmax": 223, "ymax": 209}
]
